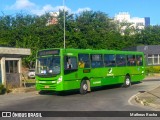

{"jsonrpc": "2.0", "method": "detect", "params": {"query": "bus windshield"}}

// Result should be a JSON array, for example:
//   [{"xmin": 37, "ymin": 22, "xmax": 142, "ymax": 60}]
[{"xmin": 36, "ymin": 56, "xmax": 60, "ymax": 75}]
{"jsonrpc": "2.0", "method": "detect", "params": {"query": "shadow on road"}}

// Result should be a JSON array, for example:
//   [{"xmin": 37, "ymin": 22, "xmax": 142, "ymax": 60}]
[
  {"xmin": 38, "ymin": 82, "xmax": 142, "ymax": 96},
  {"xmin": 38, "ymin": 90, "xmax": 79, "ymax": 96}
]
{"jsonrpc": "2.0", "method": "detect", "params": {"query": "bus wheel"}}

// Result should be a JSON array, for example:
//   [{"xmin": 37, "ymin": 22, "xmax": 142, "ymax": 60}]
[
  {"xmin": 123, "ymin": 76, "xmax": 131, "ymax": 88},
  {"xmin": 80, "ymin": 80, "xmax": 88, "ymax": 94}
]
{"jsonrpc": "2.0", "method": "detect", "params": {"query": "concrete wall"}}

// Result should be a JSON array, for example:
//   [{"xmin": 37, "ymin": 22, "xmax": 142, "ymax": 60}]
[
  {"xmin": 0, "ymin": 47, "xmax": 30, "ymax": 56},
  {"xmin": 0, "ymin": 47, "xmax": 30, "ymax": 87}
]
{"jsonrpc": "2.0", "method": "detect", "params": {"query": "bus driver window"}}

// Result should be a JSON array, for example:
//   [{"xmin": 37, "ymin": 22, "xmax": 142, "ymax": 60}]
[{"xmin": 67, "ymin": 57, "xmax": 73, "ymax": 69}]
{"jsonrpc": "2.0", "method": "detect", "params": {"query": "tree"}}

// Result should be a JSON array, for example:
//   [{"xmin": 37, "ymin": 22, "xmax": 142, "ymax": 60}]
[
  {"xmin": 135, "ymin": 25, "xmax": 160, "ymax": 45},
  {"xmin": 1, "ymin": 10, "xmax": 160, "ymax": 67}
]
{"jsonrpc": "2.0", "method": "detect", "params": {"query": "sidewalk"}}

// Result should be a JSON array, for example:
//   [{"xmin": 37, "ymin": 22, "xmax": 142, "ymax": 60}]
[
  {"xmin": 0, "ymin": 86, "xmax": 39, "ymax": 107},
  {"xmin": 135, "ymin": 76, "xmax": 160, "ymax": 110},
  {"xmin": 0, "ymin": 90, "xmax": 39, "ymax": 107}
]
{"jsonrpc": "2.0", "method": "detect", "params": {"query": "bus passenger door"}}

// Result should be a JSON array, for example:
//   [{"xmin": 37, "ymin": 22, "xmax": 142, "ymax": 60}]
[{"xmin": 63, "ymin": 56, "xmax": 79, "ymax": 90}]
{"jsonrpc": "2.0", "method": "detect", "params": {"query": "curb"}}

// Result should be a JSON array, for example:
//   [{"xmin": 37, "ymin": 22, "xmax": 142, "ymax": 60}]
[
  {"xmin": 135, "ymin": 95, "xmax": 150, "ymax": 106},
  {"xmin": 11, "ymin": 87, "xmax": 36, "ymax": 93},
  {"xmin": 135, "ymin": 95, "xmax": 160, "ymax": 109}
]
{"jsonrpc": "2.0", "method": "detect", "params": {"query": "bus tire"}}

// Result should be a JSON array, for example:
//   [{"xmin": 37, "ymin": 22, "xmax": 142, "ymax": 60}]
[
  {"xmin": 123, "ymin": 76, "xmax": 131, "ymax": 88},
  {"xmin": 80, "ymin": 80, "xmax": 88, "ymax": 94}
]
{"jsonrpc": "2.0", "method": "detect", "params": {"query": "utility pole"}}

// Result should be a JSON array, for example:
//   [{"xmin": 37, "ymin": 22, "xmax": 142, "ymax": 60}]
[{"xmin": 63, "ymin": 0, "xmax": 66, "ymax": 49}]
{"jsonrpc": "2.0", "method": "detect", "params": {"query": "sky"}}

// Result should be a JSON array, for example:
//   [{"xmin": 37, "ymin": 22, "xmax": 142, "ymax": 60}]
[{"xmin": 0, "ymin": 0, "xmax": 160, "ymax": 25}]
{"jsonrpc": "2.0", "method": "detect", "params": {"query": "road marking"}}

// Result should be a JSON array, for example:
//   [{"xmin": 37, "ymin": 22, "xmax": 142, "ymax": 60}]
[{"xmin": 128, "ymin": 93, "xmax": 140, "ymax": 106}]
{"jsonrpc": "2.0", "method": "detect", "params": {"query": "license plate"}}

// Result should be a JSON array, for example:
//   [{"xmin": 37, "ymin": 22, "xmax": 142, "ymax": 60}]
[{"xmin": 45, "ymin": 86, "xmax": 49, "ymax": 88}]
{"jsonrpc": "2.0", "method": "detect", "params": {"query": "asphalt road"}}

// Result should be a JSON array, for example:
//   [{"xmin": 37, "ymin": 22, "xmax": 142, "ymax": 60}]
[
  {"xmin": 1, "ymin": 79, "xmax": 160, "ymax": 111},
  {"xmin": 0, "ymin": 79, "xmax": 160, "ymax": 120}
]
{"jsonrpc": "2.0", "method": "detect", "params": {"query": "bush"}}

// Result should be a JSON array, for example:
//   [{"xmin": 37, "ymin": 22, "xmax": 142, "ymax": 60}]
[
  {"xmin": 145, "ymin": 66, "xmax": 160, "ymax": 74},
  {"xmin": 0, "ymin": 84, "xmax": 6, "ymax": 95}
]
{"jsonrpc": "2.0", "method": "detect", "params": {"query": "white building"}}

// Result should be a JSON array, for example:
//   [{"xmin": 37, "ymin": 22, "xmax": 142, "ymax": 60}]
[
  {"xmin": 130, "ymin": 17, "xmax": 145, "ymax": 29},
  {"xmin": 114, "ymin": 12, "xmax": 131, "ymax": 23},
  {"xmin": 114, "ymin": 12, "xmax": 150, "ymax": 34}
]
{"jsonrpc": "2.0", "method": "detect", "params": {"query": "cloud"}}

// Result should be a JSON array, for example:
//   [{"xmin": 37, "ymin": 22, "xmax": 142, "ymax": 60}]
[
  {"xmin": 32, "ymin": 5, "xmax": 72, "ymax": 16},
  {"xmin": 76, "ymin": 7, "xmax": 91, "ymax": 14},
  {"xmin": 31, "ymin": 5, "xmax": 54, "ymax": 16},
  {"xmin": 31, "ymin": 5, "xmax": 71, "ymax": 16},
  {"xmin": 54, "ymin": 6, "xmax": 72, "ymax": 12},
  {"xmin": 6, "ymin": 0, "xmax": 91, "ymax": 16},
  {"xmin": 8, "ymin": 0, "xmax": 35, "ymax": 10}
]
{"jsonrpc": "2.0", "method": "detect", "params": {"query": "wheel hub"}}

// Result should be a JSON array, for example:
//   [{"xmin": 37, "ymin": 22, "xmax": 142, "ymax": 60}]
[
  {"xmin": 83, "ymin": 84, "xmax": 87, "ymax": 90},
  {"xmin": 126, "ymin": 78, "xmax": 130, "ymax": 85}
]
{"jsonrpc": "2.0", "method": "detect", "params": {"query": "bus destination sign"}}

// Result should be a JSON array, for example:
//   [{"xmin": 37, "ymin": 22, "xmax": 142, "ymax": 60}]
[{"xmin": 38, "ymin": 50, "xmax": 60, "ymax": 56}]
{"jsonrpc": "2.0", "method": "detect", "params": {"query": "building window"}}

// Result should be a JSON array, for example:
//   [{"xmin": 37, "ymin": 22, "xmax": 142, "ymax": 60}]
[
  {"xmin": 154, "ymin": 54, "xmax": 158, "ymax": 65},
  {"xmin": 159, "ymin": 55, "xmax": 160, "ymax": 65},
  {"xmin": 148, "ymin": 55, "xmax": 153, "ymax": 65},
  {"xmin": 147, "ymin": 54, "xmax": 160, "ymax": 65},
  {"xmin": 136, "ymin": 22, "xmax": 144, "ymax": 26},
  {"xmin": 5, "ymin": 60, "xmax": 18, "ymax": 73}
]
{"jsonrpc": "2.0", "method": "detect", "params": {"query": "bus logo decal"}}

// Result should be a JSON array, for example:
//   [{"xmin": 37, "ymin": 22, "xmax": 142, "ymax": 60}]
[
  {"xmin": 108, "ymin": 68, "xmax": 112, "ymax": 74},
  {"xmin": 107, "ymin": 68, "xmax": 114, "ymax": 76}
]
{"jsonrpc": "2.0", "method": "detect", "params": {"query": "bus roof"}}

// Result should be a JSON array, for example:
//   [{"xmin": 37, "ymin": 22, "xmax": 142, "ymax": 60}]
[{"xmin": 38, "ymin": 48, "xmax": 143, "ymax": 55}]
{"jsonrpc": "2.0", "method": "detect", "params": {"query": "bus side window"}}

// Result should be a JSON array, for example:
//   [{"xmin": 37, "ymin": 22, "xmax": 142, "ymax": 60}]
[
  {"xmin": 91, "ymin": 54, "xmax": 104, "ymax": 68},
  {"xmin": 64, "ymin": 56, "xmax": 78, "ymax": 70},
  {"xmin": 104, "ymin": 54, "xmax": 116, "ymax": 67},
  {"xmin": 116, "ymin": 54, "xmax": 126, "ymax": 67},
  {"xmin": 78, "ymin": 54, "xmax": 90, "ymax": 68},
  {"xmin": 136, "ymin": 55, "xmax": 143, "ymax": 66}
]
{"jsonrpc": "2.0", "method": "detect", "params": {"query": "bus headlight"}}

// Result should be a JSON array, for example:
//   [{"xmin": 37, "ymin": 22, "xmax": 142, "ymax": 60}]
[{"xmin": 57, "ymin": 76, "xmax": 62, "ymax": 84}]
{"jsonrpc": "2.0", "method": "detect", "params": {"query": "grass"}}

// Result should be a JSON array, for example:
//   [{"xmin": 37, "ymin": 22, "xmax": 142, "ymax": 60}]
[
  {"xmin": 25, "ymin": 79, "xmax": 35, "ymax": 83},
  {"xmin": 0, "ymin": 84, "xmax": 6, "ymax": 95}
]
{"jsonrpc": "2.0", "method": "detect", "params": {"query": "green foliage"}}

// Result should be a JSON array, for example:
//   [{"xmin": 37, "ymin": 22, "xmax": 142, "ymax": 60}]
[
  {"xmin": 26, "ymin": 79, "xmax": 35, "ymax": 83},
  {"xmin": 145, "ymin": 66, "xmax": 160, "ymax": 74},
  {"xmin": 0, "ymin": 84, "xmax": 6, "ymax": 95},
  {"xmin": 136, "ymin": 26, "xmax": 160, "ymax": 45},
  {"xmin": 0, "ymin": 10, "xmax": 160, "ymax": 67}
]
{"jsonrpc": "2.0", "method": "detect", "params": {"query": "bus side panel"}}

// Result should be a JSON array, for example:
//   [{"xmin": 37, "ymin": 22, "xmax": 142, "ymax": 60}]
[
  {"xmin": 90, "ymin": 68, "xmax": 106, "ymax": 87},
  {"xmin": 63, "ymin": 80, "xmax": 81, "ymax": 91},
  {"xmin": 127, "ymin": 66, "xmax": 145, "ymax": 82},
  {"xmin": 63, "ymin": 68, "xmax": 94, "ymax": 90},
  {"xmin": 89, "ymin": 67, "xmax": 122, "ymax": 87},
  {"xmin": 63, "ymin": 71, "xmax": 81, "ymax": 90},
  {"xmin": 131, "ymin": 74, "xmax": 145, "ymax": 82},
  {"xmin": 111, "ymin": 67, "xmax": 126, "ymax": 84},
  {"xmin": 101, "ymin": 76, "xmax": 119, "ymax": 85}
]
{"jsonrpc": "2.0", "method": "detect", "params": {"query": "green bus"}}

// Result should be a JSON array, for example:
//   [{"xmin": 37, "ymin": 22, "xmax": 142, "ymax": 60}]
[{"xmin": 35, "ymin": 48, "xmax": 145, "ymax": 94}]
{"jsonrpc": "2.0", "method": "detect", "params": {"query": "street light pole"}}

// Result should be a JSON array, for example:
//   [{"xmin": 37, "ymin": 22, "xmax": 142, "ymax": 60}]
[{"xmin": 63, "ymin": 0, "xmax": 66, "ymax": 49}]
